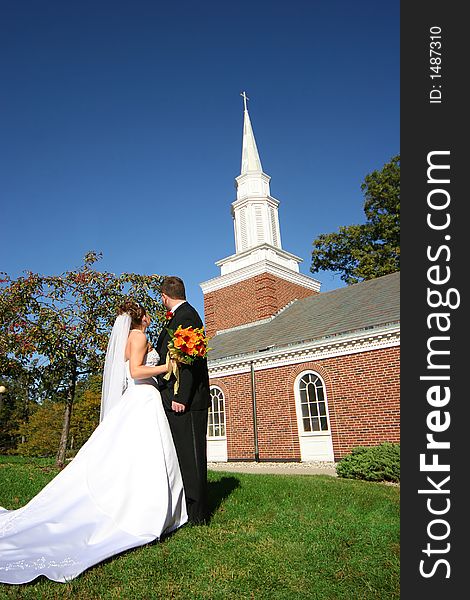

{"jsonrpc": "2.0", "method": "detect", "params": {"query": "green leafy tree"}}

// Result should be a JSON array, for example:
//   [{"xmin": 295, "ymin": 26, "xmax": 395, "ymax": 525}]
[
  {"xmin": 0, "ymin": 360, "xmax": 37, "ymax": 453},
  {"xmin": 311, "ymin": 155, "xmax": 400, "ymax": 284},
  {"xmin": 10, "ymin": 376, "xmax": 102, "ymax": 458},
  {"xmin": 0, "ymin": 252, "xmax": 166, "ymax": 467},
  {"xmin": 16, "ymin": 400, "xmax": 62, "ymax": 457},
  {"xmin": 0, "ymin": 369, "xmax": 31, "ymax": 453},
  {"xmin": 69, "ymin": 375, "xmax": 102, "ymax": 452}
]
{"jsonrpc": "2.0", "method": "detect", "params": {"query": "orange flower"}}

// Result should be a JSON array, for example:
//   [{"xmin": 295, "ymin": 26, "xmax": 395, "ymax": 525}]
[
  {"xmin": 163, "ymin": 324, "xmax": 212, "ymax": 395},
  {"xmin": 165, "ymin": 325, "xmax": 210, "ymax": 365},
  {"xmin": 173, "ymin": 336, "xmax": 185, "ymax": 349}
]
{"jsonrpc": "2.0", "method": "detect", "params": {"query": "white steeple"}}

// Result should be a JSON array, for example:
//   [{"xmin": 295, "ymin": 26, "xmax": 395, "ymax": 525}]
[
  {"xmin": 240, "ymin": 91, "xmax": 263, "ymax": 174},
  {"xmin": 200, "ymin": 93, "xmax": 321, "ymax": 295},
  {"xmin": 232, "ymin": 92, "xmax": 282, "ymax": 254}
]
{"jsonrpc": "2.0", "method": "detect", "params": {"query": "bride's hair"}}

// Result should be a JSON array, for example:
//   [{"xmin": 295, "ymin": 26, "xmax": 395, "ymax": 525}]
[{"xmin": 118, "ymin": 300, "xmax": 146, "ymax": 328}]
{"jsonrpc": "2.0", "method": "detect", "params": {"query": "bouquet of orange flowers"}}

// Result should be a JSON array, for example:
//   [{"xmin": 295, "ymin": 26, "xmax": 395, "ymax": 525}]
[{"xmin": 163, "ymin": 325, "xmax": 210, "ymax": 394}]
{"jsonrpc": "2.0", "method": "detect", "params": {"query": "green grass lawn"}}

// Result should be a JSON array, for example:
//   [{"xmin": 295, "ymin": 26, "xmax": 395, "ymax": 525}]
[{"xmin": 0, "ymin": 456, "xmax": 399, "ymax": 599}]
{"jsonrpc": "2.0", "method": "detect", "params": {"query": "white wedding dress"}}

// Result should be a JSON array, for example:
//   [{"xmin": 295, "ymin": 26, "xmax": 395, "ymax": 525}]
[{"xmin": 0, "ymin": 350, "xmax": 188, "ymax": 584}]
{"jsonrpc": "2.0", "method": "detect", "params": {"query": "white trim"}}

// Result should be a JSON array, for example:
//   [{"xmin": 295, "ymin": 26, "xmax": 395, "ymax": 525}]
[
  {"xmin": 232, "ymin": 191, "xmax": 278, "ymax": 209},
  {"xmin": 208, "ymin": 324, "xmax": 400, "ymax": 378},
  {"xmin": 215, "ymin": 244, "xmax": 302, "ymax": 267},
  {"xmin": 200, "ymin": 258, "xmax": 321, "ymax": 294}
]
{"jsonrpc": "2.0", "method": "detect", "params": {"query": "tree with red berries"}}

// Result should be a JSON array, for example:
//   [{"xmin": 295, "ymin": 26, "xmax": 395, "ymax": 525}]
[{"xmin": 0, "ymin": 252, "xmax": 166, "ymax": 467}]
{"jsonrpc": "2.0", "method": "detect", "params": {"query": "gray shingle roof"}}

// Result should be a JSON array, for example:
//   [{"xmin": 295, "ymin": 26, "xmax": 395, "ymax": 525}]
[{"xmin": 208, "ymin": 272, "xmax": 400, "ymax": 361}]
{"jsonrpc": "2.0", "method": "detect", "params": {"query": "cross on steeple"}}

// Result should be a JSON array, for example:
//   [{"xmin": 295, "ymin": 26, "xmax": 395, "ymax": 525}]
[{"xmin": 240, "ymin": 91, "xmax": 249, "ymax": 112}]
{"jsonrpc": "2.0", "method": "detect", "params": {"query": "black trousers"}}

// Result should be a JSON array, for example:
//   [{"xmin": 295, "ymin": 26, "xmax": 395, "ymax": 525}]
[{"xmin": 165, "ymin": 407, "xmax": 209, "ymax": 524}]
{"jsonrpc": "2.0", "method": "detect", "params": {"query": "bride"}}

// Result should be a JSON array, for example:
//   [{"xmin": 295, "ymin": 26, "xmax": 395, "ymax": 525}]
[{"xmin": 0, "ymin": 300, "xmax": 188, "ymax": 584}]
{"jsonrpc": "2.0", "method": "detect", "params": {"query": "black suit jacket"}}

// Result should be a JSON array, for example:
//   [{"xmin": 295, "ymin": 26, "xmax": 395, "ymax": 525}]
[{"xmin": 155, "ymin": 302, "xmax": 211, "ymax": 412}]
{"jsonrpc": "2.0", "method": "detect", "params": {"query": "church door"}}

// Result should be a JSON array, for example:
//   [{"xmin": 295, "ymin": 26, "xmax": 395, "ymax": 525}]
[{"xmin": 294, "ymin": 371, "xmax": 334, "ymax": 461}]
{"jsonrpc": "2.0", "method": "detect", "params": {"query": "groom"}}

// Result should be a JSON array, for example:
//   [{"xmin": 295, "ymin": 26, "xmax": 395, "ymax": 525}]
[{"xmin": 156, "ymin": 276, "xmax": 211, "ymax": 525}]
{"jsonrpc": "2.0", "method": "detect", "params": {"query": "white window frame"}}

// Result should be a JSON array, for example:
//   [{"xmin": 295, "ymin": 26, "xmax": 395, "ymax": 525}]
[
  {"xmin": 208, "ymin": 386, "xmax": 227, "ymax": 440},
  {"xmin": 294, "ymin": 371, "xmax": 331, "ymax": 437}
]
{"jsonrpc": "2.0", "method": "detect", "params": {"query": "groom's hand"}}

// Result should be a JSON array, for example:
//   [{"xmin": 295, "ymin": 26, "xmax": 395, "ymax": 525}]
[{"xmin": 172, "ymin": 400, "xmax": 186, "ymax": 413}]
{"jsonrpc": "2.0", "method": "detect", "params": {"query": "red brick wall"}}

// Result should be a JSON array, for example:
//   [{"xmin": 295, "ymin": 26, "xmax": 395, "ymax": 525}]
[
  {"xmin": 204, "ymin": 274, "xmax": 318, "ymax": 337},
  {"xmin": 209, "ymin": 345, "xmax": 400, "ymax": 461},
  {"xmin": 210, "ymin": 374, "xmax": 255, "ymax": 461}
]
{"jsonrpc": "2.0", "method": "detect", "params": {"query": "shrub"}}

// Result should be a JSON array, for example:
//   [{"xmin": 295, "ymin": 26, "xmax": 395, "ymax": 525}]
[{"xmin": 336, "ymin": 442, "xmax": 400, "ymax": 482}]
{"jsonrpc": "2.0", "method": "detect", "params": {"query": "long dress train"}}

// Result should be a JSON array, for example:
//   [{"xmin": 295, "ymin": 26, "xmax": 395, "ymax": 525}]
[{"xmin": 0, "ymin": 351, "xmax": 188, "ymax": 584}]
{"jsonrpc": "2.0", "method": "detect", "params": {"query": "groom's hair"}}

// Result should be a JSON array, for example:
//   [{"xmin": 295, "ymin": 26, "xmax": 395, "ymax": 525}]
[{"xmin": 161, "ymin": 276, "xmax": 186, "ymax": 300}]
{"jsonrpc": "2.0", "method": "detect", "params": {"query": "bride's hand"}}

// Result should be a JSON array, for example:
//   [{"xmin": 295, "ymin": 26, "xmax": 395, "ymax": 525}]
[{"xmin": 161, "ymin": 358, "xmax": 174, "ymax": 375}]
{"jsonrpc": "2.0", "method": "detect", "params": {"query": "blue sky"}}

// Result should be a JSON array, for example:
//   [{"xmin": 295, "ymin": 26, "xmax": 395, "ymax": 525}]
[{"xmin": 1, "ymin": 0, "xmax": 399, "ymax": 320}]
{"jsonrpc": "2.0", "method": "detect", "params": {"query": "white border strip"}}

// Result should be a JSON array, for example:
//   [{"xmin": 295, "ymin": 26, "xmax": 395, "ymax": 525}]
[
  {"xmin": 200, "ymin": 259, "xmax": 321, "ymax": 293},
  {"xmin": 208, "ymin": 324, "xmax": 400, "ymax": 378}
]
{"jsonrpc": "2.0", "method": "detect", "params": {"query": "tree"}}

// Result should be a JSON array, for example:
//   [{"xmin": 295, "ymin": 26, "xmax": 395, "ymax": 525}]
[
  {"xmin": 0, "ymin": 368, "xmax": 33, "ymax": 453},
  {"xmin": 69, "ymin": 375, "xmax": 102, "ymax": 452},
  {"xmin": 0, "ymin": 252, "xmax": 166, "ymax": 467},
  {"xmin": 16, "ymin": 400, "xmax": 62, "ymax": 457},
  {"xmin": 0, "ymin": 360, "xmax": 36, "ymax": 453},
  {"xmin": 15, "ymin": 377, "xmax": 102, "ymax": 458},
  {"xmin": 310, "ymin": 155, "xmax": 400, "ymax": 284}
]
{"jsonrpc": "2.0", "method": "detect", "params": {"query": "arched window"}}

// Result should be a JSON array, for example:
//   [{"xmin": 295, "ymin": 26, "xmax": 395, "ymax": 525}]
[
  {"xmin": 208, "ymin": 386, "xmax": 226, "ymax": 438},
  {"xmin": 297, "ymin": 372, "xmax": 329, "ymax": 433}
]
